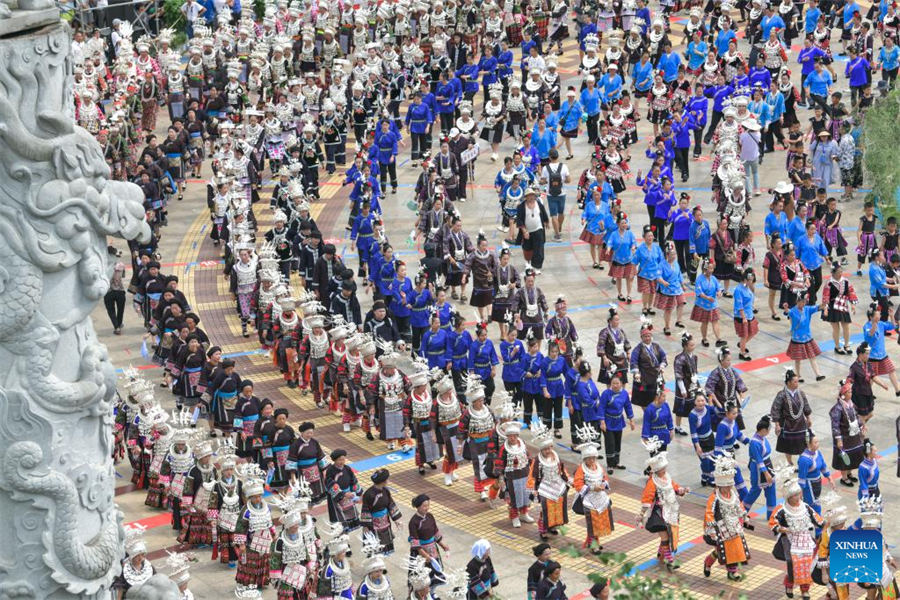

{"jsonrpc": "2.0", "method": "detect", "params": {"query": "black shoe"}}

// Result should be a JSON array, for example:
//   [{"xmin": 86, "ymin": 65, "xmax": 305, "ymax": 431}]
[
  {"xmin": 839, "ymin": 477, "xmax": 854, "ymax": 487},
  {"xmin": 702, "ymin": 339, "xmax": 710, "ymax": 347},
  {"xmin": 715, "ymin": 339, "xmax": 727, "ymax": 347},
  {"xmin": 418, "ymin": 466, "xmax": 426, "ymax": 475},
  {"xmin": 675, "ymin": 321, "xmax": 685, "ymax": 328},
  {"xmin": 617, "ymin": 464, "xmax": 627, "ymax": 470},
  {"xmin": 816, "ymin": 375, "xmax": 826, "ymax": 381},
  {"xmin": 772, "ymin": 314, "xmax": 781, "ymax": 321},
  {"xmin": 664, "ymin": 327, "xmax": 671, "ymax": 336},
  {"xmin": 848, "ymin": 474, "xmax": 858, "ymax": 482},
  {"xmin": 428, "ymin": 462, "xmax": 437, "ymax": 470},
  {"xmin": 365, "ymin": 431, "xmax": 374, "ymax": 441}
]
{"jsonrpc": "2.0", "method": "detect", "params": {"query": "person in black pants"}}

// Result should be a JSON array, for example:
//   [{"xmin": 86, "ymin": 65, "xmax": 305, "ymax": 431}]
[
  {"xmin": 104, "ymin": 247, "xmax": 127, "ymax": 334},
  {"xmin": 515, "ymin": 187, "xmax": 550, "ymax": 270},
  {"xmin": 375, "ymin": 120, "xmax": 400, "ymax": 194}
]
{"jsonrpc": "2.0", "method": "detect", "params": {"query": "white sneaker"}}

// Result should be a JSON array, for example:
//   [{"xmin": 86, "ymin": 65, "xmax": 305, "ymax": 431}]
[
  {"xmin": 480, "ymin": 491, "xmax": 489, "ymax": 501},
  {"xmin": 496, "ymin": 224, "xmax": 506, "ymax": 232},
  {"xmin": 452, "ymin": 471, "xmax": 459, "ymax": 481},
  {"xmin": 354, "ymin": 418, "xmax": 363, "ymax": 428},
  {"xmin": 343, "ymin": 423, "xmax": 351, "ymax": 432},
  {"xmin": 444, "ymin": 473, "xmax": 453, "ymax": 486},
  {"xmin": 388, "ymin": 442, "xmax": 396, "ymax": 450},
  {"xmin": 491, "ymin": 153, "xmax": 498, "ymax": 162},
  {"xmin": 512, "ymin": 518, "xmax": 522, "ymax": 528},
  {"xmin": 520, "ymin": 513, "xmax": 535, "ymax": 523}
]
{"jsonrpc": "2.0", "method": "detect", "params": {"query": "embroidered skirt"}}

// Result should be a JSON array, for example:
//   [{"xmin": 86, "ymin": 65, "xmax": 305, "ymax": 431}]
[
  {"xmin": 786, "ymin": 340, "xmax": 821, "ymax": 360},
  {"xmin": 235, "ymin": 549, "xmax": 271, "ymax": 587},
  {"xmin": 734, "ymin": 318, "xmax": 759, "ymax": 338},
  {"xmin": 637, "ymin": 276, "xmax": 657, "ymax": 294},
  {"xmin": 690, "ymin": 306, "xmax": 720, "ymax": 323}
]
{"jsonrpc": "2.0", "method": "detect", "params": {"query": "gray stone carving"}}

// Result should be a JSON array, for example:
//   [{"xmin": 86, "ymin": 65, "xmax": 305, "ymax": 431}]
[
  {"xmin": 0, "ymin": 19, "xmax": 150, "ymax": 599},
  {"xmin": 128, "ymin": 575, "xmax": 181, "ymax": 600},
  {"xmin": 0, "ymin": 0, "xmax": 59, "ymax": 37}
]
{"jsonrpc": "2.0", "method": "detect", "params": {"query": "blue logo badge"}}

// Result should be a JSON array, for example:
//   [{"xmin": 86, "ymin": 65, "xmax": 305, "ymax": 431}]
[{"xmin": 830, "ymin": 529, "xmax": 883, "ymax": 584}]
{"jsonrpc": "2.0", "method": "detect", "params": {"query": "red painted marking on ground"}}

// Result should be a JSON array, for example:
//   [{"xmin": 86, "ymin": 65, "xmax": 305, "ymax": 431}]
[
  {"xmin": 124, "ymin": 513, "xmax": 172, "ymax": 531},
  {"xmin": 734, "ymin": 352, "xmax": 790, "ymax": 372}
]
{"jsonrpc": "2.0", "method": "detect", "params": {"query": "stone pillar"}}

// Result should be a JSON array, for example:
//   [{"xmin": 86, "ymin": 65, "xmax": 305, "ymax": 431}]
[{"xmin": 0, "ymin": 12, "xmax": 151, "ymax": 599}]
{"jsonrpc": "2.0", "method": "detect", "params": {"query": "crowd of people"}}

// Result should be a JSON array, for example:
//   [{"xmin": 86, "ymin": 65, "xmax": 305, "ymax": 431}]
[{"xmin": 76, "ymin": 0, "xmax": 900, "ymax": 596}]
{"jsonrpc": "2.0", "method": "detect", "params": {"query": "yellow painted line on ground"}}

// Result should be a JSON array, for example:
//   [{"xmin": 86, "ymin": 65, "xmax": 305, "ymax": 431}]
[{"xmin": 174, "ymin": 209, "xmax": 210, "ymax": 310}]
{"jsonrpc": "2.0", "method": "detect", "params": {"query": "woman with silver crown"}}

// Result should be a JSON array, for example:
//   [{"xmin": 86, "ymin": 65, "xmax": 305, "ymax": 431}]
[
  {"xmin": 639, "ymin": 441, "xmax": 689, "ymax": 572},
  {"xmin": 270, "ymin": 495, "xmax": 318, "ymax": 599},
  {"xmin": 480, "ymin": 85, "xmax": 506, "ymax": 162},
  {"xmin": 572, "ymin": 427, "xmax": 614, "ymax": 555},
  {"xmin": 407, "ymin": 364, "xmax": 443, "ymax": 475},
  {"xmin": 211, "ymin": 454, "xmax": 244, "ymax": 567},
  {"xmin": 356, "ymin": 541, "xmax": 394, "ymax": 600},
  {"xmin": 455, "ymin": 101, "xmax": 478, "ymax": 137},
  {"xmin": 703, "ymin": 453, "xmax": 751, "ymax": 582},
  {"xmin": 234, "ymin": 476, "xmax": 276, "ymax": 588},
  {"xmin": 579, "ymin": 37, "xmax": 603, "ymax": 84},
  {"xmin": 155, "ymin": 427, "xmax": 194, "ymax": 530},
  {"xmin": 433, "ymin": 373, "xmax": 465, "ymax": 486},
  {"xmin": 856, "ymin": 496, "xmax": 899, "ymax": 600},
  {"xmin": 769, "ymin": 471, "xmax": 825, "ymax": 600},
  {"xmin": 460, "ymin": 381, "xmax": 498, "ymax": 501},
  {"xmin": 113, "ymin": 531, "xmax": 155, "ymax": 599},
  {"xmin": 523, "ymin": 68, "xmax": 546, "ymax": 121},
  {"xmin": 506, "ymin": 79, "xmax": 528, "ymax": 142},
  {"xmin": 812, "ymin": 495, "xmax": 850, "ymax": 600},
  {"xmin": 178, "ymin": 440, "xmax": 219, "ymax": 547},
  {"xmin": 319, "ymin": 532, "xmax": 355, "ymax": 599},
  {"xmin": 494, "ymin": 419, "xmax": 534, "ymax": 528},
  {"xmin": 269, "ymin": 506, "xmax": 316, "ymax": 600},
  {"xmin": 527, "ymin": 422, "xmax": 569, "ymax": 541},
  {"xmin": 232, "ymin": 246, "xmax": 259, "ymax": 338}
]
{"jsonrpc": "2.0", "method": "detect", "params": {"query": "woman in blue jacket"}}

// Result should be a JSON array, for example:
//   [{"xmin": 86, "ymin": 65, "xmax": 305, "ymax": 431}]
[
  {"xmin": 655, "ymin": 243, "xmax": 686, "ymax": 336},
  {"xmin": 691, "ymin": 258, "xmax": 725, "ymax": 347},
  {"xmin": 786, "ymin": 293, "xmax": 824, "ymax": 381},
  {"xmin": 500, "ymin": 326, "xmax": 526, "ymax": 406},
  {"xmin": 732, "ymin": 268, "xmax": 758, "ymax": 361},
  {"xmin": 420, "ymin": 312, "xmax": 451, "ymax": 370},
  {"xmin": 634, "ymin": 225, "xmax": 666, "ymax": 317},
  {"xmin": 409, "ymin": 275, "xmax": 435, "ymax": 350},
  {"xmin": 390, "ymin": 260, "xmax": 414, "ymax": 344},
  {"xmin": 598, "ymin": 375, "xmax": 635, "ymax": 469},
  {"xmin": 576, "ymin": 362, "xmax": 603, "ymax": 438},
  {"xmin": 522, "ymin": 337, "xmax": 546, "ymax": 425},
  {"xmin": 469, "ymin": 323, "xmax": 500, "ymax": 405},
  {"xmin": 565, "ymin": 348, "xmax": 586, "ymax": 446},
  {"xmin": 374, "ymin": 120, "xmax": 401, "ymax": 194},
  {"xmin": 541, "ymin": 341, "xmax": 568, "ymax": 437},
  {"xmin": 556, "ymin": 88, "xmax": 584, "ymax": 160},
  {"xmin": 605, "ymin": 214, "xmax": 637, "ymax": 302}
]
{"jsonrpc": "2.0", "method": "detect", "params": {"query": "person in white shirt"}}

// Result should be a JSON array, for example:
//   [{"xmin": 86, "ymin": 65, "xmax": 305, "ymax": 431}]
[
  {"xmin": 540, "ymin": 148, "xmax": 571, "ymax": 242},
  {"xmin": 516, "ymin": 186, "xmax": 550, "ymax": 272},
  {"xmin": 180, "ymin": 0, "xmax": 206, "ymax": 38},
  {"xmin": 71, "ymin": 30, "xmax": 86, "ymax": 65}
]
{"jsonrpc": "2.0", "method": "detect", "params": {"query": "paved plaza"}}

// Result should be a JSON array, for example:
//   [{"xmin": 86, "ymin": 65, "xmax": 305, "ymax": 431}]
[{"xmin": 100, "ymin": 20, "xmax": 900, "ymax": 600}]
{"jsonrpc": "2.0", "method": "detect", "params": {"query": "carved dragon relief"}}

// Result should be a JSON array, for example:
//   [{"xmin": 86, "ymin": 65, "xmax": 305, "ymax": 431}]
[{"xmin": 0, "ymin": 22, "xmax": 150, "ymax": 597}]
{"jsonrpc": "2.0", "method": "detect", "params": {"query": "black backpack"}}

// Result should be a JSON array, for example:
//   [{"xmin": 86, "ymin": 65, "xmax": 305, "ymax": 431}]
[{"xmin": 547, "ymin": 163, "xmax": 563, "ymax": 196}]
